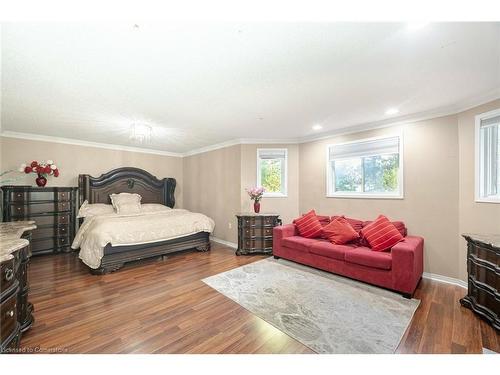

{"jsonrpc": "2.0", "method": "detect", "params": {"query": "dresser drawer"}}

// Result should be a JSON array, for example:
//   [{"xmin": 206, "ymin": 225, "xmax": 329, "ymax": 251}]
[
  {"xmin": 0, "ymin": 258, "xmax": 16, "ymax": 295},
  {"xmin": 468, "ymin": 257, "xmax": 500, "ymax": 293},
  {"xmin": 32, "ymin": 236, "xmax": 71, "ymax": 253},
  {"xmin": 468, "ymin": 279, "xmax": 500, "ymax": 316},
  {"xmin": 22, "ymin": 213, "xmax": 71, "ymax": 226},
  {"xmin": 1, "ymin": 292, "xmax": 18, "ymax": 342},
  {"xmin": 243, "ymin": 227, "xmax": 274, "ymax": 238},
  {"xmin": 9, "ymin": 190, "xmax": 73, "ymax": 202},
  {"xmin": 9, "ymin": 201, "xmax": 71, "ymax": 216},
  {"xmin": 32, "ymin": 225, "xmax": 70, "ymax": 240}
]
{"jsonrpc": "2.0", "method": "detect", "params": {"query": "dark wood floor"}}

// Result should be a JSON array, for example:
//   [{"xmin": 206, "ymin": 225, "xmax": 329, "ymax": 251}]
[{"xmin": 20, "ymin": 243, "xmax": 499, "ymax": 354}]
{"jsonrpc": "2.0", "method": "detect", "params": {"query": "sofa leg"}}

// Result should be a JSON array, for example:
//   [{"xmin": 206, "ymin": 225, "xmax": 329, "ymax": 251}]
[
  {"xmin": 273, "ymin": 255, "xmax": 280, "ymax": 259},
  {"xmin": 402, "ymin": 292, "xmax": 413, "ymax": 299}
]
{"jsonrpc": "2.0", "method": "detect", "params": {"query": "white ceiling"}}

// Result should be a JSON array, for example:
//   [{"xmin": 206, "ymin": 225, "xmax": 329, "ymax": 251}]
[{"xmin": 1, "ymin": 22, "xmax": 500, "ymax": 154}]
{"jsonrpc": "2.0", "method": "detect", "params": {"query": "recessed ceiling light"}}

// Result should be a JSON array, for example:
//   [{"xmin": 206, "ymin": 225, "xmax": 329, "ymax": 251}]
[
  {"xmin": 312, "ymin": 124, "xmax": 323, "ymax": 131},
  {"xmin": 407, "ymin": 22, "xmax": 429, "ymax": 31},
  {"xmin": 385, "ymin": 108, "xmax": 399, "ymax": 116}
]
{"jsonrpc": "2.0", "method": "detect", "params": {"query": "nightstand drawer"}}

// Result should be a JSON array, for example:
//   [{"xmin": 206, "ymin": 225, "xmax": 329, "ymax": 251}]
[
  {"xmin": 242, "ymin": 238, "xmax": 273, "ymax": 250},
  {"xmin": 243, "ymin": 227, "xmax": 273, "ymax": 238},
  {"xmin": 9, "ymin": 190, "xmax": 72, "ymax": 202}
]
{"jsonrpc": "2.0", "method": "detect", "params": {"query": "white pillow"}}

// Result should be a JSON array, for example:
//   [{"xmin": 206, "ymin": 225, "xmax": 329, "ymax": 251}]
[
  {"xmin": 77, "ymin": 200, "xmax": 115, "ymax": 218},
  {"xmin": 141, "ymin": 203, "xmax": 171, "ymax": 213},
  {"xmin": 110, "ymin": 193, "xmax": 142, "ymax": 214}
]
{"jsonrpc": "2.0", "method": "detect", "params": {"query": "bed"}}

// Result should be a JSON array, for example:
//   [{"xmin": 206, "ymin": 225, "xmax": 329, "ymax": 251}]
[{"xmin": 74, "ymin": 167, "xmax": 213, "ymax": 274}]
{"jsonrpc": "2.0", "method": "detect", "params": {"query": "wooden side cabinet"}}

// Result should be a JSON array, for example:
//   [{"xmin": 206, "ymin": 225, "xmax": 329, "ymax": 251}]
[
  {"xmin": 460, "ymin": 234, "xmax": 499, "ymax": 331},
  {"xmin": 1, "ymin": 186, "xmax": 78, "ymax": 255},
  {"xmin": 236, "ymin": 213, "xmax": 281, "ymax": 255}
]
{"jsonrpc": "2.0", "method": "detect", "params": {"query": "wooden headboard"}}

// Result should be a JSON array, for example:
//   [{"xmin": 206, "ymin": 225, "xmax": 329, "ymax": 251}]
[{"xmin": 78, "ymin": 167, "xmax": 176, "ymax": 208}]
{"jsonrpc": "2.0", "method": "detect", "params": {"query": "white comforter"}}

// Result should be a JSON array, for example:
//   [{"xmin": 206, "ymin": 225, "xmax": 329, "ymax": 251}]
[{"xmin": 72, "ymin": 209, "xmax": 215, "ymax": 269}]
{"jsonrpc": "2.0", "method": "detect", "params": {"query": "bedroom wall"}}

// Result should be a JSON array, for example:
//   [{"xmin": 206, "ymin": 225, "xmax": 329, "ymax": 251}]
[
  {"xmin": 299, "ymin": 115, "xmax": 461, "ymax": 280},
  {"xmin": 182, "ymin": 145, "xmax": 241, "ymax": 244},
  {"xmin": 0, "ymin": 137, "xmax": 184, "ymax": 207},
  {"xmin": 457, "ymin": 98, "xmax": 500, "ymax": 281}
]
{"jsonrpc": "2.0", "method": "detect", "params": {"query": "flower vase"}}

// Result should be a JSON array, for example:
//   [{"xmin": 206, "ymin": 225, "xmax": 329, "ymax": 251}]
[
  {"xmin": 253, "ymin": 201, "xmax": 261, "ymax": 214},
  {"xmin": 35, "ymin": 174, "xmax": 47, "ymax": 187}
]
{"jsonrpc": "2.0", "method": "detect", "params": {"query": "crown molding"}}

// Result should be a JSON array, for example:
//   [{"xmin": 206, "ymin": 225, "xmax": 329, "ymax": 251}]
[
  {"xmin": 0, "ymin": 131, "xmax": 184, "ymax": 158},
  {"xmin": 2, "ymin": 91, "xmax": 499, "ymax": 158}
]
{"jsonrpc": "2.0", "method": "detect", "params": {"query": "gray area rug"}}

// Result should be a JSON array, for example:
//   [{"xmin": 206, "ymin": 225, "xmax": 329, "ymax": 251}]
[{"xmin": 202, "ymin": 258, "xmax": 420, "ymax": 354}]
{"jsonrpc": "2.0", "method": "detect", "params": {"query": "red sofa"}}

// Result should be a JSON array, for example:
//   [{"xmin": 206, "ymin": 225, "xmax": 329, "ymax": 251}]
[{"xmin": 272, "ymin": 217, "xmax": 424, "ymax": 297}]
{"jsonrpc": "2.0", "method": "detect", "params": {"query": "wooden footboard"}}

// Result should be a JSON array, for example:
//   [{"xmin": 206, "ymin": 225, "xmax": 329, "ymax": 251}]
[{"xmin": 90, "ymin": 232, "xmax": 211, "ymax": 274}]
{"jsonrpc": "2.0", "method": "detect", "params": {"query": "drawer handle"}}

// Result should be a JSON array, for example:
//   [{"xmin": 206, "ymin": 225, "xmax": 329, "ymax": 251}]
[
  {"xmin": 17, "ymin": 193, "xmax": 22, "ymax": 198},
  {"xmin": 61, "ymin": 239, "xmax": 66, "ymax": 243},
  {"xmin": 16, "ymin": 207, "xmax": 21, "ymax": 211},
  {"xmin": 6, "ymin": 310, "xmax": 14, "ymax": 318},
  {"xmin": 61, "ymin": 228, "xmax": 66, "ymax": 232},
  {"xmin": 4, "ymin": 268, "xmax": 14, "ymax": 281}
]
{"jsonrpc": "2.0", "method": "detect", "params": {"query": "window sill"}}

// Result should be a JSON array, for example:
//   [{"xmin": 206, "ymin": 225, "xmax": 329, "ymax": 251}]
[
  {"xmin": 263, "ymin": 193, "xmax": 288, "ymax": 198},
  {"xmin": 326, "ymin": 193, "xmax": 404, "ymax": 200},
  {"xmin": 475, "ymin": 198, "xmax": 500, "ymax": 204}
]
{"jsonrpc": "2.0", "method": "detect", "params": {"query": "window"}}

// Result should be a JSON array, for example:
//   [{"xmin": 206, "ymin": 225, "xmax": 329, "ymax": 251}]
[
  {"xmin": 257, "ymin": 148, "xmax": 287, "ymax": 197},
  {"xmin": 475, "ymin": 109, "xmax": 500, "ymax": 203},
  {"xmin": 327, "ymin": 135, "xmax": 403, "ymax": 198}
]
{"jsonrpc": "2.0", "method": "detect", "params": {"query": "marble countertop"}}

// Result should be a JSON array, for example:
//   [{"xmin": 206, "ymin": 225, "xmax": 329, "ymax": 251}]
[{"xmin": 0, "ymin": 221, "xmax": 37, "ymax": 262}]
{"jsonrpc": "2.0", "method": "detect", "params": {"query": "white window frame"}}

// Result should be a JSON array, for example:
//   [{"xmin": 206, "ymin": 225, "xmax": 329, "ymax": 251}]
[
  {"xmin": 257, "ymin": 148, "xmax": 288, "ymax": 198},
  {"xmin": 326, "ymin": 134, "xmax": 404, "ymax": 199},
  {"xmin": 475, "ymin": 108, "xmax": 500, "ymax": 204}
]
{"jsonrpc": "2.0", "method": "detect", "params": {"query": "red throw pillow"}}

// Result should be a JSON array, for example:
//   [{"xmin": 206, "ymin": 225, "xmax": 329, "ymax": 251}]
[
  {"xmin": 293, "ymin": 210, "xmax": 323, "ymax": 238},
  {"xmin": 360, "ymin": 215, "xmax": 403, "ymax": 252},
  {"xmin": 322, "ymin": 216, "xmax": 360, "ymax": 245}
]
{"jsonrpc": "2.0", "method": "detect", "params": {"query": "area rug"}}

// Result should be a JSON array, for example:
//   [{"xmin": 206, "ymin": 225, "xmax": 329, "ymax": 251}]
[{"xmin": 202, "ymin": 258, "xmax": 420, "ymax": 354}]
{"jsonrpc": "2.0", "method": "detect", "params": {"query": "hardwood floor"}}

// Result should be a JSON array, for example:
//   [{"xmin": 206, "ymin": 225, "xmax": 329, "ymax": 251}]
[{"xmin": 20, "ymin": 243, "xmax": 498, "ymax": 354}]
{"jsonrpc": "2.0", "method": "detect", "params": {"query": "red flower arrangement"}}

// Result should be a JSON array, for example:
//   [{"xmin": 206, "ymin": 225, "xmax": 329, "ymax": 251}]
[{"xmin": 19, "ymin": 160, "xmax": 59, "ymax": 187}]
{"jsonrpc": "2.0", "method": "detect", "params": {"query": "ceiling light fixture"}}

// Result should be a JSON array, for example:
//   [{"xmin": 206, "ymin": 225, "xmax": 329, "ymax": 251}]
[
  {"xmin": 407, "ymin": 22, "xmax": 429, "ymax": 31},
  {"xmin": 385, "ymin": 108, "xmax": 399, "ymax": 116},
  {"xmin": 129, "ymin": 123, "xmax": 152, "ymax": 143},
  {"xmin": 312, "ymin": 124, "xmax": 323, "ymax": 131}
]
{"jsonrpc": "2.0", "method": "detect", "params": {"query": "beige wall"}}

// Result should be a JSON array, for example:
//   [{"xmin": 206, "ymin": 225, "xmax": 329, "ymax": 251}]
[
  {"xmin": 0, "ymin": 137, "xmax": 184, "ymax": 207},
  {"xmin": 183, "ymin": 145, "xmax": 241, "ymax": 243},
  {"xmin": 240, "ymin": 144, "xmax": 300, "ymax": 226},
  {"xmin": 457, "ymin": 99, "xmax": 500, "ymax": 280},
  {"xmin": 2, "ymin": 99, "xmax": 499, "ymax": 281},
  {"xmin": 299, "ymin": 115, "xmax": 461, "ymax": 279}
]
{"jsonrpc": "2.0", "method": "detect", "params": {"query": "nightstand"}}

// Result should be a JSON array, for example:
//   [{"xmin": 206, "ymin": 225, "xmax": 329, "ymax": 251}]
[{"xmin": 236, "ymin": 213, "xmax": 281, "ymax": 255}]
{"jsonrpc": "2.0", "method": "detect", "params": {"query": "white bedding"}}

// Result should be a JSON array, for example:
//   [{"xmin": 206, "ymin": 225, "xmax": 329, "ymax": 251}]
[{"xmin": 72, "ymin": 209, "xmax": 215, "ymax": 269}]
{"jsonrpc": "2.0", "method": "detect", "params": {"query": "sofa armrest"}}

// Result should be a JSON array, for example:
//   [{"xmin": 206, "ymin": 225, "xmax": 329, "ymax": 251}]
[
  {"xmin": 391, "ymin": 236, "xmax": 424, "ymax": 295},
  {"xmin": 273, "ymin": 224, "xmax": 297, "ymax": 242}
]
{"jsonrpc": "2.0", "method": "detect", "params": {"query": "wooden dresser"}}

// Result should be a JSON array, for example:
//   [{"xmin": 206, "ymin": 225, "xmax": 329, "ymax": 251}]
[
  {"xmin": 236, "ymin": 213, "xmax": 281, "ymax": 255},
  {"xmin": 0, "ymin": 221, "xmax": 36, "ymax": 353},
  {"xmin": 460, "ymin": 234, "xmax": 499, "ymax": 330},
  {"xmin": 2, "ymin": 186, "xmax": 78, "ymax": 255}
]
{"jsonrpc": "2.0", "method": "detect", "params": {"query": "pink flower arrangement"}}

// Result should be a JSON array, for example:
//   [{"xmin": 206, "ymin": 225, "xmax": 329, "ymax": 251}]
[{"xmin": 246, "ymin": 186, "xmax": 265, "ymax": 203}]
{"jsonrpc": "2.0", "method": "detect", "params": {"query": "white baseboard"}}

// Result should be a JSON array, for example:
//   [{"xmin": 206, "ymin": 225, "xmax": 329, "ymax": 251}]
[
  {"xmin": 422, "ymin": 272, "xmax": 467, "ymax": 289},
  {"xmin": 210, "ymin": 236, "xmax": 238, "ymax": 249}
]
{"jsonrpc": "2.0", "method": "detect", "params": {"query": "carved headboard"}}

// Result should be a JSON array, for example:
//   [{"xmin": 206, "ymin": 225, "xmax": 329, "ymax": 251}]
[{"xmin": 78, "ymin": 167, "xmax": 176, "ymax": 208}]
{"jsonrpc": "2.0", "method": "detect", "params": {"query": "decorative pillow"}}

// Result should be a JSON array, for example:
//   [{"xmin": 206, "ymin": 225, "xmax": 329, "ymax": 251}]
[
  {"xmin": 293, "ymin": 210, "xmax": 323, "ymax": 238},
  {"xmin": 359, "ymin": 220, "xmax": 407, "ymax": 247},
  {"xmin": 360, "ymin": 215, "xmax": 403, "ymax": 252},
  {"xmin": 77, "ymin": 200, "xmax": 114, "ymax": 218},
  {"xmin": 323, "ymin": 216, "xmax": 360, "ymax": 245},
  {"xmin": 141, "ymin": 203, "xmax": 171, "ymax": 213},
  {"xmin": 331, "ymin": 215, "xmax": 364, "ymax": 233},
  {"xmin": 109, "ymin": 193, "xmax": 142, "ymax": 214}
]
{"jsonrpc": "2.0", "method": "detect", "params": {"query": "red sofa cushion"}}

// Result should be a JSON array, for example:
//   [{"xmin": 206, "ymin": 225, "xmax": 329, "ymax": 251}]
[
  {"xmin": 331, "ymin": 215, "xmax": 364, "ymax": 233},
  {"xmin": 322, "ymin": 216, "xmax": 360, "ymax": 245},
  {"xmin": 293, "ymin": 210, "xmax": 323, "ymax": 238},
  {"xmin": 345, "ymin": 247, "xmax": 392, "ymax": 270},
  {"xmin": 282, "ymin": 236, "xmax": 316, "ymax": 252},
  {"xmin": 309, "ymin": 241, "xmax": 353, "ymax": 261},
  {"xmin": 360, "ymin": 215, "xmax": 404, "ymax": 252}
]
